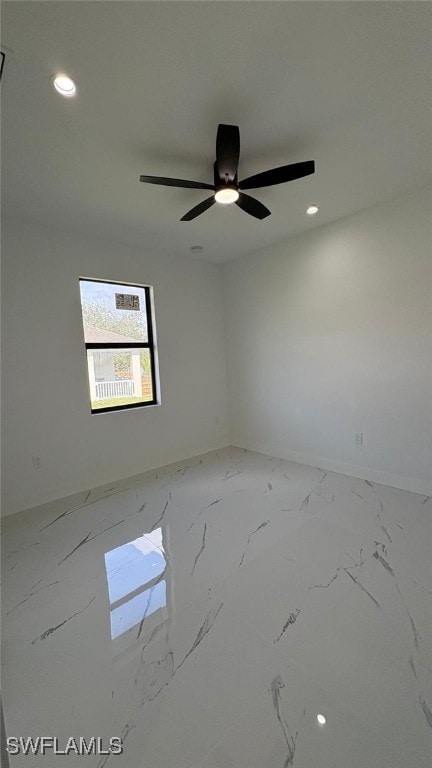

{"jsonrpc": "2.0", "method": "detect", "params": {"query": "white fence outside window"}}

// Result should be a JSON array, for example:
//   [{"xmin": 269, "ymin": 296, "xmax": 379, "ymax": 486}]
[{"xmin": 95, "ymin": 380, "xmax": 135, "ymax": 400}]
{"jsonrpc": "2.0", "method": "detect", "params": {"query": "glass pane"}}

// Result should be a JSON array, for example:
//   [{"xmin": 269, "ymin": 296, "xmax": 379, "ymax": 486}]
[
  {"xmin": 87, "ymin": 348, "xmax": 153, "ymax": 410},
  {"xmin": 80, "ymin": 280, "xmax": 148, "ymax": 343}
]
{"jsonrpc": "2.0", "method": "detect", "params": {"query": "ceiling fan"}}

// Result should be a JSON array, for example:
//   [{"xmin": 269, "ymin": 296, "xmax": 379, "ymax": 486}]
[{"xmin": 139, "ymin": 124, "xmax": 315, "ymax": 221}]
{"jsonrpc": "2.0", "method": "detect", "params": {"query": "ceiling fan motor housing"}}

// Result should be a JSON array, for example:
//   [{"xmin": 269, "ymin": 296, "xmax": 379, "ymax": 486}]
[{"xmin": 214, "ymin": 161, "xmax": 238, "ymax": 193}]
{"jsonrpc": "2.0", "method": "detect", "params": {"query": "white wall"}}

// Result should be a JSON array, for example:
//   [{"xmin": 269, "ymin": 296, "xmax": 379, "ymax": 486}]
[
  {"xmin": 2, "ymin": 188, "xmax": 431, "ymax": 514},
  {"xmin": 1, "ymin": 219, "xmax": 229, "ymax": 515},
  {"xmin": 223, "ymin": 188, "xmax": 432, "ymax": 495}
]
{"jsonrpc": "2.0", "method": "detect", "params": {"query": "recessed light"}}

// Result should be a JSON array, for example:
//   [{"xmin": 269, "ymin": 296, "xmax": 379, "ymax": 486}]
[
  {"xmin": 215, "ymin": 188, "xmax": 239, "ymax": 205},
  {"xmin": 317, "ymin": 714, "xmax": 326, "ymax": 725},
  {"xmin": 307, "ymin": 205, "xmax": 319, "ymax": 216},
  {"xmin": 51, "ymin": 73, "xmax": 77, "ymax": 98}
]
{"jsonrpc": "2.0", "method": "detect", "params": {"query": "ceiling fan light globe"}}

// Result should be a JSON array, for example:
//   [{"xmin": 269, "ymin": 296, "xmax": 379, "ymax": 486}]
[{"xmin": 215, "ymin": 188, "xmax": 239, "ymax": 205}]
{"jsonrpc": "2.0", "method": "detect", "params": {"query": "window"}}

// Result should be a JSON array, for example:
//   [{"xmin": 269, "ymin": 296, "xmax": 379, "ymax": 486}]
[{"xmin": 79, "ymin": 278, "xmax": 157, "ymax": 413}]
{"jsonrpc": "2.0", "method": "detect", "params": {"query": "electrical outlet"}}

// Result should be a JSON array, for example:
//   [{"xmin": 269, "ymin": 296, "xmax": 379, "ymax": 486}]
[
  {"xmin": 32, "ymin": 456, "xmax": 42, "ymax": 470},
  {"xmin": 355, "ymin": 433, "xmax": 364, "ymax": 445}
]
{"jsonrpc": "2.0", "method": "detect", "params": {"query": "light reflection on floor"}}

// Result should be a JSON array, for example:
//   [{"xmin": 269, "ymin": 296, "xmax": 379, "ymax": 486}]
[{"xmin": 105, "ymin": 528, "xmax": 167, "ymax": 639}]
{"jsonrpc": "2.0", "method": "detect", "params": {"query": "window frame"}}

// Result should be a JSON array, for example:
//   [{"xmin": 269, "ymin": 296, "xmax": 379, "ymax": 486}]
[{"xmin": 80, "ymin": 277, "xmax": 158, "ymax": 414}]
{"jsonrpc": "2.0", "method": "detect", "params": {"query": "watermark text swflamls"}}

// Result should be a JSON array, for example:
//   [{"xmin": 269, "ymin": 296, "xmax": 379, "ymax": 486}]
[{"xmin": 6, "ymin": 736, "xmax": 123, "ymax": 756}]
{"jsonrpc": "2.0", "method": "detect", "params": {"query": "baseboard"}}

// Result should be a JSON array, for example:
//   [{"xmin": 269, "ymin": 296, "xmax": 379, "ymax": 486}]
[
  {"xmin": 3, "ymin": 437, "xmax": 429, "ymax": 518},
  {"xmin": 230, "ymin": 438, "xmax": 432, "ymax": 497},
  {"xmin": 1, "ymin": 438, "xmax": 231, "ymax": 518}
]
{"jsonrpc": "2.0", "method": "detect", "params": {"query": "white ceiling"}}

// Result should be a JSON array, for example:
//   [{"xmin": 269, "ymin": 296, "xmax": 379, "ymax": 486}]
[{"xmin": 2, "ymin": 1, "xmax": 431, "ymax": 263}]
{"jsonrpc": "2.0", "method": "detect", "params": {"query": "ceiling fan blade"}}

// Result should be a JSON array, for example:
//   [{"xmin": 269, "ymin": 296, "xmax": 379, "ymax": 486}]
[
  {"xmin": 140, "ymin": 175, "xmax": 214, "ymax": 190},
  {"xmin": 239, "ymin": 160, "xmax": 315, "ymax": 190},
  {"xmin": 180, "ymin": 195, "xmax": 216, "ymax": 221},
  {"xmin": 216, "ymin": 124, "xmax": 240, "ymax": 182},
  {"xmin": 236, "ymin": 192, "xmax": 271, "ymax": 220}
]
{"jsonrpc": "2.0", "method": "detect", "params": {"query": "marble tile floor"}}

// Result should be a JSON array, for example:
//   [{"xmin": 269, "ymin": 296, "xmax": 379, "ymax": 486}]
[{"xmin": 1, "ymin": 447, "xmax": 431, "ymax": 767}]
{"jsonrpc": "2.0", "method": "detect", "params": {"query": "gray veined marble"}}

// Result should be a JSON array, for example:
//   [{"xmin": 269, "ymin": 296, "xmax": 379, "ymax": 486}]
[
  {"xmin": 1, "ymin": 447, "xmax": 431, "ymax": 767},
  {"xmin": 270, "ymin": 675, "xmax": 298, "ymax": 767}
]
